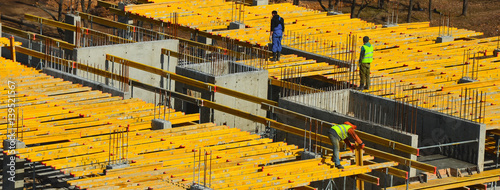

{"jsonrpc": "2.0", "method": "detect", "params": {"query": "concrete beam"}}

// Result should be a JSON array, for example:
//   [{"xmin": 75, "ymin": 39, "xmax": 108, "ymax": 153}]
[
  {"xmin": 252, "ymin": 0, "xmax": 269, "ymax": 6},
  {"xmin": 458, "ymin": 77, "xmax": 477, "ymax": 84},
  {"xmin": 436, "ymin": 36, "xmax": 454, "ymax": 43},
  {"xmin": 228, "ymin": 22, "xmax": 245, "ymax": 30},
  {"xmin": 190, "ymin": 183, "xmax": 214, "ymax": 190},
  {"xmin": 105, "ymin": 163, "xmax": 130, "ymax": 170},
  {"xmin": 382, "ymin": 24, "xmax": 399, "ymax": 28},
  {"xmin": 327, "ymin": 11, "xmax": 343, "ymax": 16},
  {"xmin": 301, "ymin": 151, "xmax": 322, "ymax": 160},
  {"xmin": 151, "ymin": 119, "xmax": 172, "ymax": 130}
]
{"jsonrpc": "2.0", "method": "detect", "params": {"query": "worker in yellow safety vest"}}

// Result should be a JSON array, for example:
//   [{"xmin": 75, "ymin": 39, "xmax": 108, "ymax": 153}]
[
  {"xmin": 328, "ymin": 121, "xmax": 365, "ymax": 169},
  {"xmin": 358, "ymin": 36, "xmax": 373, "ymax": 90}
]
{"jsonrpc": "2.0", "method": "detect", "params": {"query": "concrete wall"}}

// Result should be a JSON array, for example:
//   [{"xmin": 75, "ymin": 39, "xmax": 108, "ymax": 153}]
[
  {"xmin": 415, "ymin": 108, "xmax": 485, "ymax": 172},
  {"xmin": 213, "ymin": 69, "xmax": 268, "ymax": 132},
  {"xmin": 175, "ymin": 61, "xmax": 268, "ymax": 132},
  {"xmin": 74, "ymin": 40, "xmax": 179, "ymax": 103},
  {"xmin": 1, "ymin": 32, "xmax": 52, "ymax": 68},
  {"xmin": 348, "ymin": 90, "xmax": 486, "ymax": 171}
]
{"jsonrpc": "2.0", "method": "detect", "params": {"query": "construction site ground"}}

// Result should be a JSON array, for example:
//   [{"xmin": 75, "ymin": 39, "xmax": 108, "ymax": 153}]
[{"xmin": 1, "ymin": 0, "xmax": 499, "ymax": 38}]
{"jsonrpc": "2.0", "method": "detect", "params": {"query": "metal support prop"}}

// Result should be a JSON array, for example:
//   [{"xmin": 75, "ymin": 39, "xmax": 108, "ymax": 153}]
[
  {"xmin": 356, "ymin": 145, "xmax": 364, "ymax": 190},
  {"xmin": 496, "ymin": 135, "xmax": 499, "ymax": 169},
  {"xmin": 10, "ymin": 36, "xmax": 16, "ymax": 62},
  {"xmin": 418, "ymin": 139, "xmax": 478, "ymax": 150},
  {"xmin": 343, "ymin": 176, "xmax": 347, "ymax": 190}
]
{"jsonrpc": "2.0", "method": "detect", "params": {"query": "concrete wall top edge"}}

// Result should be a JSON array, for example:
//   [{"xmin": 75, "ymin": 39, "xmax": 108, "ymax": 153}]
[{"xmin": 75, "ymin": 39, "xmax": 179, "ymax": 50}]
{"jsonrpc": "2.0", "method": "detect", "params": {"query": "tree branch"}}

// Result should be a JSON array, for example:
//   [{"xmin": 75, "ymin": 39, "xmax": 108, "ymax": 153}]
[
  {"xmin": 317, "ymin": 0, "xmax": 328, "ymax": 11},
  {"xmin": 87, "ymin": 0, "xmax": 92, "ymax": 13},
  {"xmin": 58, "ymin": 0, "xmax": 64, "ymax": 22},
  {"xmin": 35, "ymin": 3, "xmax": 58, "ymax": 21},
  {"xmin": 356, "ymin": 0, "xmax": 372, "ymax": 18}
]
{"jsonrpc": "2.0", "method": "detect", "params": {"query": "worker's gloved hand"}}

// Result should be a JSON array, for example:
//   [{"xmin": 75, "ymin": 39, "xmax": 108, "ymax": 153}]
[
  {"xmin": 349, "ymin": 144, "xmax": 356, "ymax": 152},
  {"xmin": 359, "ymin": 143, "xmax": 365, "ymax": 149}
]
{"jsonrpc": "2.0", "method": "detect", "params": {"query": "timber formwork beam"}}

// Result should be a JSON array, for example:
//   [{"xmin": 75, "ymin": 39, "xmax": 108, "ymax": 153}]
[
  {"xmin": 15, "ymin": 47, "xmax": 129, "ymax": 84},
  {"xmin": 2, "ymin": 25, "xmax": 76, "ymax": 50}
]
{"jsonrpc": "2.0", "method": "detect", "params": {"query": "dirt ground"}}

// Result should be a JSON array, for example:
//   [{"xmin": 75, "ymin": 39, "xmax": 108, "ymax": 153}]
[
  {"xmin": 279, "ymin": 0, "xmax": 500, "ymax": 37},
  {"xmin": 0, "ymin": 0, "xmax": 499, "ymax": 38}
]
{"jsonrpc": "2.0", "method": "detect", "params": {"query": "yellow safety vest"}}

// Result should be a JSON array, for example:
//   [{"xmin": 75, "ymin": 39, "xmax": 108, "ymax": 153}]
[
  {"xmin": 331, "ymin": 124, "xmax": 352, "ymax": 140},
  {"xmin": 361, "ymin": 44, "xmax": 374, "ymax": 64}
]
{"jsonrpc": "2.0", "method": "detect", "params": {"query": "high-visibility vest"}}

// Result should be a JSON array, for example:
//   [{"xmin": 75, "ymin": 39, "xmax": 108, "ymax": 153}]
[
  {"xmin": 361, "ymin": 44, "xmax": 374, "ymax": 64},
  {"xmin": 331, "ymin": 124, "xmax": 352, "ymax": 140}
]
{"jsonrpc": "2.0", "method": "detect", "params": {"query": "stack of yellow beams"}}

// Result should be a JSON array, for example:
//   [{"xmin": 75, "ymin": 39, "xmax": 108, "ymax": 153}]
[
  {"xmin": 0, "ymin": 37, "xmax": 23, "ymax": 47},
  {"xmin": 119, "ymin": 0, "xmax": 500, "ymax": 147},
  {"xmin": 125, "ymin": 1, "xmax": 319, "ymax": 32},
  {"xmin": 0, "ymin": 57, "xmax": 199, "ymax": 178},
  {"xmin": 66, "ymin": 122, "xmax": 393, "ymax": 190},
  {"xmin": 237, "ymin": 54, "xmax": 345, "ymax": 80},
  {"xmin": 0, "ymin": 57, "xmax": 396, "ymax": 189}
]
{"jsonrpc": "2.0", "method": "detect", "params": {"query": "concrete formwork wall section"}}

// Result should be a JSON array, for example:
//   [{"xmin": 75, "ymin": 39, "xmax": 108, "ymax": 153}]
[
  {"xmin": 1, "ymin": 33, "xmax": 48, "ymax": 67},
  {"xmin": 348, "ymin": 90, "xmax": 486, "ymax": 171},
  {"xmin": 74, "ymin": 40, "xmax": 179, "ymax": 103},
  {"xmin": 175, "ymin": 61, "xmax": 268, "ymax": 132},
  {"xmin": 213, "ymin": 69, "xmax": 268, "ymax": 132},
  {"xmin": 278, "ymin": 95, "xmax": 418, "ymax": 187}
]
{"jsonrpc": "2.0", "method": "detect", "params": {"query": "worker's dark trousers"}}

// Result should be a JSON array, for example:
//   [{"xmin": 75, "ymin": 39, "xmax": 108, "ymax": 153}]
[
  {"xmin": 328, "ymin": 129, "xmax": 341, "ymax": 166},
  {"xmin": 359, "ymin": 63, "xmax": 371, "ymax": 88}
]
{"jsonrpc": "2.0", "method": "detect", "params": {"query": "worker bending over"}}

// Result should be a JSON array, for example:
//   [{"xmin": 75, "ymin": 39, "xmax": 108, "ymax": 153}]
[
  {"xmin": 358, "ymin": 36, "xmax": 373, "ymax": 90},
  {"xmin": 270, "ymin": 10, "xmax": 284, "ymax": 61},
  {"xmin": 328, "ymin": 121, "xmax": 365, "ymax": 169}
]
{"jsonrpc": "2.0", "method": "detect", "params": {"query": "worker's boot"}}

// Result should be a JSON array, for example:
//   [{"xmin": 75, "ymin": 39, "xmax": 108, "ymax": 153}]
[
  {"xmin": 335, "ymin": 164, "xmax": 344, "ymax": 169},
  {"xmin": 358, "ymin": 85, "xmax": 364, "ymax": 90},
  {"xmin": 277, "ymin": 52, "xmax": 281, "ymax": 62},
  {"xmin": 271, "ymin": 52, "xmax": 277, "ymax": 61}
]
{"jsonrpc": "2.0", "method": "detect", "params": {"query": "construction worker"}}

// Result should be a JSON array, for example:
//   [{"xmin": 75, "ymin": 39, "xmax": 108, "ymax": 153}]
[
  {"xmin": 328, "ymin": 121, "xmax": 365, "ymax": 169},
  {"xmin": 270, "ymin": 10, "xmax": 284, "ymax": 61},
  {"xmin": 358, "ymin": 36, "xmax": 373, "ymax": 90}
]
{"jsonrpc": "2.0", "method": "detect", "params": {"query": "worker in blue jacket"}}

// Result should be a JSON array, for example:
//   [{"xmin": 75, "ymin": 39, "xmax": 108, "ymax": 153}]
[{"xmin": 270, "ymin": 10, "xmax": 284, "ymax": 61}]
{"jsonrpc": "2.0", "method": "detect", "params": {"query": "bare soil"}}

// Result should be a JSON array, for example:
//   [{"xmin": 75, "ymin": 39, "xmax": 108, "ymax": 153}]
[
  {"xmin": 1, "ymin": 0, "xmax": 499, "ymax": 38},
  {"xmin": 276, "ymin": 0, "xmax": 500, "ymax": 37}
]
